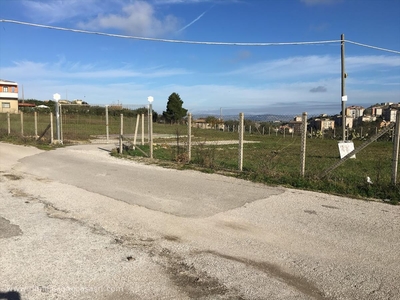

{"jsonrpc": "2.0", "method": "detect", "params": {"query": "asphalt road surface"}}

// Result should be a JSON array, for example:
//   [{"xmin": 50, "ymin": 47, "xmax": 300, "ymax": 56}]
[{"xmin": 0, "ymin": 142, "xmax": 399, "ymax": 300}]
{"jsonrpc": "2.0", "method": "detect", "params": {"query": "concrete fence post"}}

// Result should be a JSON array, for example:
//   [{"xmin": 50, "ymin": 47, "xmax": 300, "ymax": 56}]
[
  {"xmin": 133, "ymin": 114, "xmax": 140, "ymax": 148},
  {"xmin": 119, "ymin": 114, "xmax": 123, "ymax": 154},
  {"xmin": 141, "ymin": 113, "xmax": 145, "ymax": 145},
  {"xmin": 238, "ymin": 113, "xmax": 244, "ymax": 172},
  {"xmin": 391, "ymin": 111, "xmax": 400, "ymax": 185},
  {"xmin": 34, "ymin": 111, "xmax": 38, "ymax": 139},
  {"xmin": 105, "ymin": 105, "xmax": 109, "ymax": 143},
  {"xmin": 50, "ymin": 113, "xmax": 54, "ymax": 144},
  {"xmin": 188, "ymin": 113, "xmax": 192, "ymax": 162},
  {"xmin": 300, "ymin": 112, "xmax": 308, "ymax": 177},
  {"xmin": 7, "ymin": 112, "xmax": 10, "ymax": 135},
  {"xmin": 20, "ymin": 111, "xmax": 24, "ymax": 136}
]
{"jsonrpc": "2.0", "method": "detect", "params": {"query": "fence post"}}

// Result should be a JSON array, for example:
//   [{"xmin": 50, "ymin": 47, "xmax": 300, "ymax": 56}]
[
  {"xmin": 20, "ymin": 111, "xmax": 24, "ymax": 136},
  {"xmin": 105, "ymin": 105, "xmax": 109, "ymax": 143},
  {"xmin": 300, "ymin": 112, "xmax": 307, "ymax": 177},
  {"xmin": 188, "ymin": 113, "xmax": 192, "ymax": 162},
  {"xmin": 391, "ymin": 111, "xmax": 400, "ymax": 185},
  {"xmin": 141, "ymin": 113, "xmax": 145, "ymax": 145},
  {"xmin": 133, "ymin": 114, "xmax": 140, "ymax": 148},
  {"xmin": 34, "ymin": 111, "xmax": 38, "ymax": 139},
  {"xmin": 55, "ymin": 102, "xmax": 60, "ymax": 142},
  {"xmin": 50, "ymin": 113, "xmax": 54, "ymax": 144},
  {"xmin": 7, "ymin": 112, "xmax": 10, "ymax": 135},
  {"xmin": 119, "ymin": 114, "xmax": 123, "ymax": 154},
  {"xmin": 238, "ymin": 113, "xmax": 244, "ymax": 171},
  {"xmin": 60, "ymin": 105, "xmax": 63, "ymax": 143}
]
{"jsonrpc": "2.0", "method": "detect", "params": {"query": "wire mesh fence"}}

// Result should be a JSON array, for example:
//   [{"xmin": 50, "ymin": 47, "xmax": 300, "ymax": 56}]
[{"xmin": 1, "ymin": 108, "xmax": 399, "ymax": 201}]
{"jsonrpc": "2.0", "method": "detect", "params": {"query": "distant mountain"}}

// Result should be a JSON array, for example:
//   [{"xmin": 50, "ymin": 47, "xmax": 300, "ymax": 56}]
[{"xmin": 193, "ymin": 113, "xmax": 296, "ymax": 122}]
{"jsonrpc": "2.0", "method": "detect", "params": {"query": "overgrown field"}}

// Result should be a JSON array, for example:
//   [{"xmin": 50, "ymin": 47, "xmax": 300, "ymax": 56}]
[{"xmin": 1, "ymin": 113, "xmax": 398, "ymax": 203}]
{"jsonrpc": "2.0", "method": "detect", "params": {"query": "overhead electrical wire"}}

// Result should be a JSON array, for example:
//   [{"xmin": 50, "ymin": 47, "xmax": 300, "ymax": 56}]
[{"xmin": 1, "ymin": 19, "xmax": 399, "ymax": 54}]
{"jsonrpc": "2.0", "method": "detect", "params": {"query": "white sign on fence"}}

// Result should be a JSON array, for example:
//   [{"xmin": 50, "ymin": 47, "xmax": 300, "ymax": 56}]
[{"xmin": 338, "ymin": 141, "xmax": 356, "ymax": 159}]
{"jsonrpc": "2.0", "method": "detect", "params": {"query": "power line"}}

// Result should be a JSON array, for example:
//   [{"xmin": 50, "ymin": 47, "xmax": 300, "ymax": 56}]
[
  {"xmin": 346, "ymin": 40, "xmax": 400, "ymax": 55},
  {"xmin": 0, "ymin": 19, "xmax": 340, "ymax": 46},
  {"xmin": 1, "ymin": 19, "xmax": 399, "ymax": 54}
]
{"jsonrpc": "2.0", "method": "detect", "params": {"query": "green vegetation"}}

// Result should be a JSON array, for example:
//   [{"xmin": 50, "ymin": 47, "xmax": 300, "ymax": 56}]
[
  {"xmin": 162, "ymin": 93, "xmax": 188, "ymax": 124},
  {"xmin": 1, "ymin": 111, "xmax": 398, "ymax": 204}
]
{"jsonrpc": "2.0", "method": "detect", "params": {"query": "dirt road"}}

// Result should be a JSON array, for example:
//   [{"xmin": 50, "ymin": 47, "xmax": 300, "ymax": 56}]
[{"xmin": 0, "ymin": 142, "xmax": 399, "ymax": 299}]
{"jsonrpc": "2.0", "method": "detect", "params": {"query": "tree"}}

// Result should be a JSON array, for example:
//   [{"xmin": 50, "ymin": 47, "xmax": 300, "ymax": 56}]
[{"xmin": 163, "ymin": 93, "xmax": 188, "ymax": 124}]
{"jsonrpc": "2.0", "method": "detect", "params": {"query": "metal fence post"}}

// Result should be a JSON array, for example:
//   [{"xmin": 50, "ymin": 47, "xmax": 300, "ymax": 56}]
[
  {"xmin": 391, "ymin": 111, "xmax": 400, "ymax": 185},
  {"xmin": 20, "ymin": 111, "xmax": 24, "ymax": 136},
  {"xmin": 7, "ymin": 112, "xmax": 10, "ymax": 135},
  {"xmin": 149, "ymin": 103, "xmax": 153, "ymax": 159},
  {"xmin": 300, "ymin": 112, "xmax": 308, "ymax": 177},
  {"xmin": 238, "ymin": 113, "xmax": 244, "ymax": 171},
  {"xmin": 188, "ymin": 113, "xmax": 192, "ymax": 162},
  {"xmin": 119, "ymin": 114, "xmax": 123, "ymax": 154}
]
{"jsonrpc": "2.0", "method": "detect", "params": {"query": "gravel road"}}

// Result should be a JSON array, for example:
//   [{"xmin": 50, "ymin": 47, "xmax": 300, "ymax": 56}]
[{"xmin": 0, "ymin": 142, "xmax": 399, "ymax": 300}]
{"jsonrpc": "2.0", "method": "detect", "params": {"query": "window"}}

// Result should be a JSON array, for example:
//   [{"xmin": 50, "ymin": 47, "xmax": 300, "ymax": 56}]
[
  {"xmin": 3, "ymin": 86, "xmax": 8, "ymax": 92},
  {"xmin": 12, "ymin": 87, "xmax": 15, "ymax": 92},
  {"xmin": 2, "ymin": 102, "xmax": 10, "ymax": 108}
]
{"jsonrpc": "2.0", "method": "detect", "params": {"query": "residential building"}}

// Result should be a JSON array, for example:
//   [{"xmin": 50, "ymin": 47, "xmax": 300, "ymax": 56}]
[
  {"xmin": 334, "ymin": 115, "xmax": 353, "ymax": 129},
  {"xmin": 0, "ymin": 79, "xmax": 19, "ymax": 113},
  {"xmin": 346, "ymin": 105, "xmax": 364, "ymax": 119},
  {"xmin": 312, "ymin": 118, "xmax": 335, "ymax": 131},
  {"xmin": 371, "ymin": 106, "xmax": 383, "ymax": 117},
  {"xmin": 288, "ymin": 116, "xmax": 302, "ymax": 134},
  {"xmin": 383, "ymin": 108, "xmax": 397, "ymax": 122}
]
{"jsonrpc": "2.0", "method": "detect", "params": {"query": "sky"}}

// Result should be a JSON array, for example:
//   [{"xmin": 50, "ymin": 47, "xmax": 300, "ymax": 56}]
[{"xmin": 0, "ymin": 0, "xmax": 399, "ymax": 116}]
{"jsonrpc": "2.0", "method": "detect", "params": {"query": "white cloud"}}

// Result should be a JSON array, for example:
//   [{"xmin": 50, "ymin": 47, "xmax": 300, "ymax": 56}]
[
  {"xmin": 3, "ymin": 54, "xmax": 399, "ymax": 115},
  {"xmin": 22, "ymin": 0, "xmax": 102, "ymax": 23},
  {"xmin": 78, "ymin": 1, "xmax": 180, "ymax": 37},
  {"xmin": 225, "ymin": 54, "xmax": 400, "ymax": 81}
]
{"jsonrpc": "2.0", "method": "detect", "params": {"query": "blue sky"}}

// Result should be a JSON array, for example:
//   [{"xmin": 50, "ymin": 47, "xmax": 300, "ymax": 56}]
[{"xmin": 0, "ymin": 0, "xmax": 399, "ymax": 116}]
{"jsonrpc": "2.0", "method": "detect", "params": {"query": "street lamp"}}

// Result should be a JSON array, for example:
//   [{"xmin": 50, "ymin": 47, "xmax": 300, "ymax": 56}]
[{"xmin": 148, "ymin": 96, "xmax": 154, "ymax": 158}]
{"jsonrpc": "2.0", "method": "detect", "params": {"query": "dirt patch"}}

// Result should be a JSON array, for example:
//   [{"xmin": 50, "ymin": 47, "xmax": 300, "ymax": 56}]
[
  {"xmin": 321, "ymin": 205, "xmax": 340, "ymax": 210},
  {"xmin": 158, "ymin": 249, "xmax": 242, "ymax": 299},
  {"xmin": 3, "ymin": 173, "xmax": 23, "ymax": 180},
  {"xmin": 163, "ymin": 235, "xmax": 181, "ymax": 242},
  {"xmin": 0, "ymin": 217, "xmax": 23, "ymax": 239},
  {"xmin": 200, "ymin": 250, "xmax": 327, "ymax": 300}
]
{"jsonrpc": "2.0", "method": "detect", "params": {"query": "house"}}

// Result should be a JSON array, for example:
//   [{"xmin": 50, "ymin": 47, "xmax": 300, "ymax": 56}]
[
  {"xmin": 193, "ymin": 118, "xmax": 212, "ymax": 129},
  {"xmin": 310, "ymin": 117, "xmax": 335, "ymax": 131},
  {"xmin": 0, "ymin": 79, "xmax": 19, "ymax": 113},
  {"xmin": 334, "ymin": 115, "xmax": 353, "ymax": 129},
  {"xmin": 383, "ymin": 108, "xmax": 397, "ymax": 122},
  {"xmin": 346, "ymin": 105, "xmax": 364, "ymax": 119},
  {"xmin": 288, "ymin": 116, "xmax": 303, "ymax": 133}
]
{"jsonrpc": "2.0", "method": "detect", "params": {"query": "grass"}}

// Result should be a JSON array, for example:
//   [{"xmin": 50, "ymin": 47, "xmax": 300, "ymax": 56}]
[{"xmin": 1, "ymin": 112, "xmax": 399, "ymax": 203}]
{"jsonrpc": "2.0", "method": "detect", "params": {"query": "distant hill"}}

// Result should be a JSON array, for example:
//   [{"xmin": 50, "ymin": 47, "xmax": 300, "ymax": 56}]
[{"xmin": 193, "ymin": 114, "xmax": 296, "ymax": 122}]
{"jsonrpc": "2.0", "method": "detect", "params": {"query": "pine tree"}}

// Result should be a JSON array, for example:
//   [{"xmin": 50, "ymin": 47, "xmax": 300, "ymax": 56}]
[{"xmin": 163, "ymin": 93, "xmax": 188, "ymax": 124}]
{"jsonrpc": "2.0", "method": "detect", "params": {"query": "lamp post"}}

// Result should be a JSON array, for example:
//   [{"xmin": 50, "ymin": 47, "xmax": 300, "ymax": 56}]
[{"xmin": 148, "ymin": 96, "xmax": 154, "ymax": 158}]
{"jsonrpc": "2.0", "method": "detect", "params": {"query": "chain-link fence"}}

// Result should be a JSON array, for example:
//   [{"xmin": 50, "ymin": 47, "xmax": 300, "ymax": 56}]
[{"xmin": 1, "ymin": 108, "xmax": 399, "ymax": 201}]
